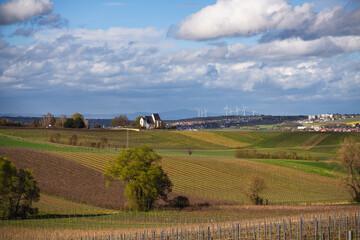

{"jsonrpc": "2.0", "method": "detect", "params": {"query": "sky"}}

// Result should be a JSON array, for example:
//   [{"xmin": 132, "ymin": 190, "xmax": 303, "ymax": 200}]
[{"xmin": 0, "ymin": 0, "xmax": 359, "ymax": 119}]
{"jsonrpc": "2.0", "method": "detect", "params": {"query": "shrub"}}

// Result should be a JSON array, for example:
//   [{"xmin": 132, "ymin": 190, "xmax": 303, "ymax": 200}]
[{"xmin": 169, "ymin": 195, "xmax": 190, "ymax": 209}]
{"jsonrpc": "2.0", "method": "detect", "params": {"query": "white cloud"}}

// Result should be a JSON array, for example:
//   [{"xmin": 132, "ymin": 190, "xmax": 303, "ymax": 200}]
[
  {"xmin": 0, "ymin": 0, "xmax": 53, "ymax": 25},
  {"xmin": 33, "ymin": 27, "xmax": 172, "ymax": 49},
  {"xmin": 171, "ymin": 0, "xmax": 308, "ymax": 40},
  {"xmin": 171, "ymin": 0, "xmax": 360, "ymax": 41},
  {"xmin": 243, "ymin": 36, "xmax": 360, "ymax": 60},
  {"xmin": 0, "ymin": 26, "xmax": 359, "ymax": 107}
]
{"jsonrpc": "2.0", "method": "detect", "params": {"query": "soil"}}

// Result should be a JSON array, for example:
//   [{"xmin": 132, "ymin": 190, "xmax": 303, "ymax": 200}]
[{"xmin": 0, "ymin": 147, "xmax": 126, "ymax": 210}]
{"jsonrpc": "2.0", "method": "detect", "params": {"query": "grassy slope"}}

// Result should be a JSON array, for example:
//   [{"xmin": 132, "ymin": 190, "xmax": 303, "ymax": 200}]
[
  {"xmin": 52, "ymin": 151, "xmax": 349, "ymax": 204},
  {"xmin": 0, "ymin": 128, "xmax": 356, "ymax": 207}
]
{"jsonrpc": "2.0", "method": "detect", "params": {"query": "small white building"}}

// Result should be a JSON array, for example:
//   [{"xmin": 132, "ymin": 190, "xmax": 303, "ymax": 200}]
[
  {"xmin": 308, "ymin": 115, "xmax": 316, "ymax": 121},
  {"xmin": 140, "ymin": 113, "xmax": 163, "ymax": 129}
]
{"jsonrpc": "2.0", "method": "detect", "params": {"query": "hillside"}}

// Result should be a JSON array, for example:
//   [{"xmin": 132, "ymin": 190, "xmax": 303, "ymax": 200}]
[
  {"xmin": 0, "ymin": 147, "xmax": 126, "ymax": 211},
  {"xmin": 0, "ymin": 129, "xmax": 358, "ymax": 206},
  {"xmin": 0, "ymin": 127, "xmax": 359, "ymax": 238}
]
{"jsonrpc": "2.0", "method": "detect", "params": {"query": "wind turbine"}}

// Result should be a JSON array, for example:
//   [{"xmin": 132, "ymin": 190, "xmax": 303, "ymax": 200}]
[
  {"xmin": 252, "ymin": 110, "xmax": 256, "ymax": 116},
  {"xmin": 242, "ymin": 104, "xmax": 248, "ymax": 116},
  {"xmin": 235, "ymin": 106, "xmax": 240, "ymax": 116},
  {"xmin": 197, "ymin": 108, "xmax": 201, "ymax": 118},
  {"xmin": 224, "ymin": 106, "xmax": 229, "ymax": 116},
  {"xmin": 204, "ymin": 108, "xmax": 207, "ymax": 118}
]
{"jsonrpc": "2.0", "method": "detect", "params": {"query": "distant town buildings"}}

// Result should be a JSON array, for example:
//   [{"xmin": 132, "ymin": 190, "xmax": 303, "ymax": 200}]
[
  {"xmin": 307, "ymin": 114, "xmax": 334, "ymax": 122},
  {"xmin": 298, "ymin": 114, "xmax": 360, "ymax": 132}
]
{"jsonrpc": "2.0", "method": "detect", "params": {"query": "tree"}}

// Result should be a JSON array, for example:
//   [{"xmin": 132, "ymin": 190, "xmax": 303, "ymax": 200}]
[
  {"xmin": 99, "ymin": 136, "xmax": 108, "ymax": 149},
  {"xmin": 132, "ymin": 116, "xmax": 142, "ymax": 128},
  {"xmin": 111, "ymin": 115, "xmax": 129, "ymax": 127},
  {"xmin": 41, "ymin": 113, "xmax": 56, "ymax": 128},
  {"xmin": 55, "ymin": 115, "xmax": 67, "ymax": 128},
  {"xmin": 338, "ymin": 137, "xmax": 360, "ymax": 202},
  {"xmin": 0, "ymin": 157, "xmax": 40, "ymax": 219},
  {"xmin": 63, "ymin": 113, "xmax": 86, "ymax": 128},
  {"xmin": 74, "ymin": 117, "xmax": 85, "ymax": 128},
  {"xmin": 63, "ymin": 118, "xmax": 75, "ymax": 128},
  {"xmin": 247, "ymin": 175, "xmax": 267, "ymax": 205},
  {"xmin": 49, "ymin": 132, "xmax": 61, "ymax": 143},
  {"xmin": 168, "ymin": 195, "xmax": 190, "ymax": 209},
  {"xmin": 104, "ymin": 146, "xmax": 172, "ymax": 211},
  {"xmin": 68, "ymin": 134, "xmax": 78, "ymax": 146}
]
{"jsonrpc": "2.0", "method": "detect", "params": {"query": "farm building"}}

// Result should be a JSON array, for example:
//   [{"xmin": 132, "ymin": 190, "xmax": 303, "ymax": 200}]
[{"xmin": 140, "ymin": 113, "xmax": 163, "ymax": 129}]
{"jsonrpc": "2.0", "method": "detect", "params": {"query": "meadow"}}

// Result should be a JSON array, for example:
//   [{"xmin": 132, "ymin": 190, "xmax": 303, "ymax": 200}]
[{"xmin": 0, "ymin": 127, "xmax": 359, "ymax": 239}]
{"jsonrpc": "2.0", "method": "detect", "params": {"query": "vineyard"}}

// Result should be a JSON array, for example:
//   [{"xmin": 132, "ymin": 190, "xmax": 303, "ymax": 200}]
[{"xmin": 0, "ymin": 127, "xmax": 359, "ymax": 239}]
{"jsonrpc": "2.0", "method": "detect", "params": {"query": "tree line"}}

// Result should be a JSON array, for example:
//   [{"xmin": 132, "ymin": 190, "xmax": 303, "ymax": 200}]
[
  {"xmin": 0, "ymin": 113, "xmax": 88, "ymax": 129},
  {"xmin": 234, "ymin": 149, "xmax": 318, "ymax": 160},
  {"xmin": 0, "ymin": 113, "xmax": 143, "ymax": 129}
]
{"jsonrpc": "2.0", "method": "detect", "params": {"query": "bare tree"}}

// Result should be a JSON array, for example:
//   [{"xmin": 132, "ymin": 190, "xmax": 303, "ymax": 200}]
[
  {"xmin": 41, "ymin": 113, "xmax": 56, "ymax": 128},
  {"xmin": 338, "ymin": 137, "xmax": 360, "ymax": 202},
  {"xmin": 247, "ymin": 175, "xmax": 268, "ymax": 205}
]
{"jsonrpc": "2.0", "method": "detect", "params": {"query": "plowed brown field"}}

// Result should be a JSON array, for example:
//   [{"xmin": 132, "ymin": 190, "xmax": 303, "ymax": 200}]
[{"xmin": 0, "ymin": 147, "xmax": 126, "ymax": 210}]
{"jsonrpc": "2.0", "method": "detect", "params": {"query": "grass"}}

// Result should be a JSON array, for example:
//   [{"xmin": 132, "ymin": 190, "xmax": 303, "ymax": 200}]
[
  {"xmin": 35, "ymin": 194, "xmax": 116, "ymax": 215},
  {"xmin": 0, "ymin": 127, "xmax": 356, "ymax": 229},
  {"xmin": 0, "ymin": 135, "xmax": 106, "ymax": 153},
  {"xmin": 250, "ymin": 159, "xmax": 343, "ymax": 179},
  {"xmin": 160, "ymin": 155, "xmax": 349, "ymax": 204}
]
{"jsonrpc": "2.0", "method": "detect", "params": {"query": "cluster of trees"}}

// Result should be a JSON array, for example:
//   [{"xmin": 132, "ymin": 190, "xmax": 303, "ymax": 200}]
[
  {"xmin": 0, "ymin": 157, "xmax": 40, "ymax": 219},
  {"xmin": 3, "ymin": 113, "xmax": 88, "ymax": 129},
  {"xmin": 110, "ymin": 115, "xmax": 142, "ymax": 129},
  {"xmin": 0, "ymin": 119, "xmax": 21, "ymax": 127},
  {"xmin": 53, "ymin": 113, "xmax": 87, "ymax": 129},
  {"xmin": 111, "ymin": 115, "xmax": 129, "ymax": 127},
  {"xmin": 48, "ymin": 132, "xmax": 109, "ymax": 149},
  {"xmin": 234, "ymin": 149, "xmax": 316, "ymax": 160}
]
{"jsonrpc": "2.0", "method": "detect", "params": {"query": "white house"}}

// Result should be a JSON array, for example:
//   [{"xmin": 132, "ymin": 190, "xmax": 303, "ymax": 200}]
[{"xmin": 139, "ymin": 113, "xmax": 163, "ymax": 129}]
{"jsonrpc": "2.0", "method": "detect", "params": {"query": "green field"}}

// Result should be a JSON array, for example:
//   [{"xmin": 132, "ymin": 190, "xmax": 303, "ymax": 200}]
[{"xmin": 0, "ymin": 127, "xmax": 359, "ymax": 236}]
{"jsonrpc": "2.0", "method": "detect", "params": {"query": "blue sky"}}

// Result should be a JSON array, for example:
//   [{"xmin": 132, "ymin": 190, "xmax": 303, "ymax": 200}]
[{"xmin": 0, "ymin": 0, "xmax": 359, "ymax": 119}]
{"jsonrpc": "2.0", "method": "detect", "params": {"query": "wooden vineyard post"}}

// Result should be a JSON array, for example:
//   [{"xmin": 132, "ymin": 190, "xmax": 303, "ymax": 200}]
[
  {"xmin": 258, "ymin": 222, "xmax": 260, "ymax": 240},
  {"xmin": 264, "ymin": 221, "xmax": 267, "ymax": 240},
  {"xmin": 278, "ymin": 223, "xmax": 281, "ymax": 240},
  {"xmin": 219, "ymin": 226, "xmax": 221, "ymax": 239},
  {"xmin": 253, "ymin": 222, "xmax": 256, "ymax": 240},
  {"xmin": 300, "ymin": 217, "xmax": 302, "ymax": 240},
  {"xmin": 289, "ymin": 219, "xmax": 292, "ymax": 240},
  {"xmin": 349, "ymin": 231, "xmax": 353, "ymax": 240},
  {"xmin": 283, "ymin": 219, "xmax": 286, "ymax": 240},
  {"xmin": 327, "ymin": 216, "xmax": 331, "ymax": 240},
  {"xmin": 314, "ymin": 216, "xmax": 318, "ymax": 240},
  {"xmin": 339, "ymin": 216, "xmax": 341, "ymax": 240},
  {"xmin": 319, "ymin": 215, "xmax": 322, "ymax": 239},
  {"xmin": 346, "ymin": 216, "xmax": 349, "ymax": 240}
]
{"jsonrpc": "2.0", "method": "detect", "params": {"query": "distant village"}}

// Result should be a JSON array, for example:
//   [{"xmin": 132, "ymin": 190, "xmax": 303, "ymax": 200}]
[
  {"xmin": 296, "ymin": 114, "xmax": 360, "ymax": 132},
  {"xmin": 169, "ymin": 115, "xmax": 305, "ymax": 130}
]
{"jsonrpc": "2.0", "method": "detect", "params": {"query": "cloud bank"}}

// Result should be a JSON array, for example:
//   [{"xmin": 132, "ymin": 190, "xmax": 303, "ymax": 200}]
[
  {"xmin": 0, "ymin": 0, "xmax": 53, "ymax": 25},
  {"xmin": 171, "ymin": 0, "xmax": 360, "ymax": 41},
  {"xmin": 1, "ymin": 27, "xmax": 359, "ymax": 103}
]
